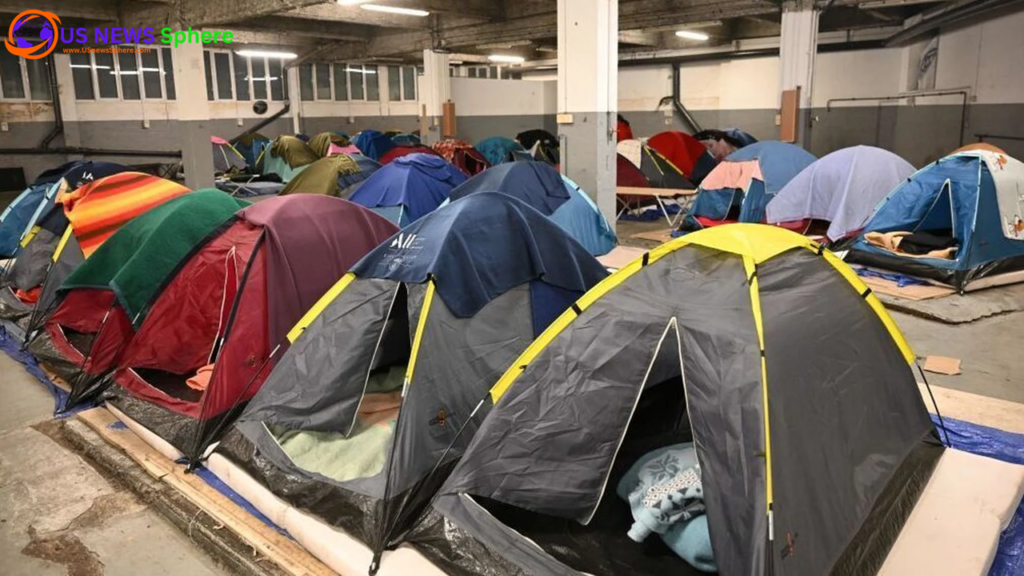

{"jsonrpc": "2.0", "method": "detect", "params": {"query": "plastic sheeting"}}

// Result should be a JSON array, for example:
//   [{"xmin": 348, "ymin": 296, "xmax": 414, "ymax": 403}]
[{"xmin": 930, "ymin": 414, "xmax": 1024, "ymax": 576}]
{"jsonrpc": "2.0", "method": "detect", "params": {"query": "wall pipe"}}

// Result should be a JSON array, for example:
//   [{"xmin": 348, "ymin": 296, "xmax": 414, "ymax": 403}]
[
  {"xmin": 825, "ymin": 88, "xmax": 970, "ymax": 145},
  {"xmin": 39, "ymin": 53, "xmax": 63, "ymax": 149}
]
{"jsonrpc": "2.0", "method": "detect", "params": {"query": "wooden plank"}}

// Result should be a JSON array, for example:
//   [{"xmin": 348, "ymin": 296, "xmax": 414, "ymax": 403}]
[
  {"xmin": 77, "ymin": 406, "xmax": 336, "ymax": 576},
  {"xmin": 629, "ymin": 228, "xmax": 675, "ymax": 244},
  {"xmin": 779, "ymin": 87, "xmax": 800, "ymax": 143},
  {"xmin": 77, "ymin": 406, "xmax": 176, "ymax": 479},
  {"xmin": 616, "ymin": 186, "xmax": 695, "ymax": 198}
]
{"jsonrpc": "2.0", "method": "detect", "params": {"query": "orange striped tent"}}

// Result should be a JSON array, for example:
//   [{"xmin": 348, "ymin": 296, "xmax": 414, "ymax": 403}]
[{"xmin": 58, "ymin": 172, "xmax": 190, "ymax": 257}]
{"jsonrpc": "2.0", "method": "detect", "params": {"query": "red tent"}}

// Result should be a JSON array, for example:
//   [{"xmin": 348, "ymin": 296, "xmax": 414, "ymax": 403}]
[
  {"xmin": 648, "ymin": 131, "xmax": 718, "ymax": 184},
  {"xmin": 379, "ymin": 144, "xmax": 440, "ymax": 165},
  {"xmin": 106, "ymin": 196, "xmax": 397, "ymax": 461},
  {"xmin": 616, "ymin": 153, "xmax": 652, "ymax": 211}
]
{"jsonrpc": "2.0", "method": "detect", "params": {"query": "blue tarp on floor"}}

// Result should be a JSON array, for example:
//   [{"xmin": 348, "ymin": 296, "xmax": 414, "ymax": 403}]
[{"xmin": 931, "ymin": 414, "xmax": 1024, "ymax": 576}]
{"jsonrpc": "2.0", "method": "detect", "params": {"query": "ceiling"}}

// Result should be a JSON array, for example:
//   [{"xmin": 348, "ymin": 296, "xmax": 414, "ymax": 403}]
[{"xmin": 0, "ymin": 0, "xmax": 974, "ymax": 63}]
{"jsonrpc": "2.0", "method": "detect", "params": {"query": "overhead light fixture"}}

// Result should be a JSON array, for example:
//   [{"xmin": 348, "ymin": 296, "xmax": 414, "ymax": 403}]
[
  {"xmin": 675, "ymin": 30, "xmax": 709, "ymax": 41},
  {"xmin": 536, "ymin": 46, "xmax": 558, "ymax": 53},
  {"xmin": 235, "ymin": 49, "xmax": 298, "ymax": 59},
  {"xmin": 360, "ymin": 4, "xmax": 430, "ymax": 16},
  {"xmin": 488, "ymin": 55, "xmax": 525, "ymax": 63},
  {"xmin": 347, "ymin": 67, "xmax": 378, "ymax": 74},
  {"xmin": 337, "ymin": 0, "xmax": 370, "ymax": 5},
  {"xmin": 476, "ymin": 39, "xmax": 533, "ymax": 50}
]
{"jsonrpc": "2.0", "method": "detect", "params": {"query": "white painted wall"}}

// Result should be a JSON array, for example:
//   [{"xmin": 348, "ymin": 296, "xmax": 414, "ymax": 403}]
[
  {"xmin": 936, "ymin": 9, "xmax": 1024, "ymax": 104},
  {"xmin": 811, "ymin": 48, "xmax": 903, "ymax": 107},
  {"xmin": 450, "ymin": 77, "xmax": 556, "ymax": 116}
]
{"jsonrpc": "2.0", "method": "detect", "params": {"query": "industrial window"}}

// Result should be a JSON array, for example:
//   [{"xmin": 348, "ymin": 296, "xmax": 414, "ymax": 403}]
[
  {"xmin": 268, "ymin": 59, "xmax": 285, "ymax": 100},
  {"xmin": 213, "ymin": 52, "xmax": 233, "ymax": 100},
  {"xmin": 140, "ymin": 50, "xmax": 162, "ymax": 99},
  {"xmin": 233, "ymin": 53, "xmax": 250, "ymax": 101},
  {"xmin": 402, "ymin": 66, "xmax": 415, "ymax": 101},
  {"xmin": 69, "ymin": 53, "xmax": 94, "ymax": 100},
  {"xmin": 349, "ymin": 64, "xmax": 365, "ymax": 100},
  {"xmin": 117, "ymin": 52, "xmax": 141, "ymax": 100},
  {"xmin": 333, "ymin": 63, "xmax": 348, "ymax": 101},
  {"xmin": 388, "ymin": 66, "xmax": 401, "ymax": 101},
  {"xmin": 365, "ymin": 65, "xmax": 379, "ymax": 100},
  {"xmin": 315, "ymin": 63, "xmax": 331, "ymax": 100},
  {"xmin": 204, "ymin": 51, "xmax": 214, "ymax": 100},
  {"xmin": 251, "ymin": 57, "xmax": 268, "ymax": 100},
  {"xmin": 0, "ymin": 52, "xmax": 52, "ymax": 101},
  {"xmin": 299, "ymin": 63, "xmax": 314, "ymax": 101},
  {"xmin": 162, "ymin": 48, "xmax": 176, "ymax": 100}
]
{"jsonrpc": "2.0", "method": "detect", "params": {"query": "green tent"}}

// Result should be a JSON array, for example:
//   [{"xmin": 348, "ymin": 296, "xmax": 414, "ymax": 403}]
[
  {"xmin": 280, "ymin": 155, "xmax": 361, "ymax": 197},
  {"xmin": 60, "ymin": 190, "xmax": 249, "ymax": 324}
]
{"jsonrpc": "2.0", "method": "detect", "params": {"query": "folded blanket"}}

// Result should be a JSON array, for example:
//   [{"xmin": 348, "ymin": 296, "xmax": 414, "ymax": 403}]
[
  {"xmin": 616, "ymin": 443, "xmax": 717, "ymax": 573},
  {"xmin": 865, "ymin": 231, "xmax": 957, "ymax": 260}
]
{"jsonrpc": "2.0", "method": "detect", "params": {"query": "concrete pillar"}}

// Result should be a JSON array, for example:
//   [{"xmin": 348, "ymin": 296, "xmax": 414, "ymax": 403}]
[
  {"xmin": 52, "ymin": 53, "xmax": 82, "ymax": 158},
  {"xmin": 557, "ymin": 0, "xmax": 618, "ymax": 224},
  {"xmin": 287, "ymin": 66, "xmax": 303, "ymax": 134},
  {"xmin": 421, "ymin": 49, "xmax": 451, "ymax": 145},
  {"xmin": 778, "ymin": 1, "xmax": 819, "ymax": 148},
  {"xmin": 172, "ymin": 42, "xmax": 214, "ymax": 189}
]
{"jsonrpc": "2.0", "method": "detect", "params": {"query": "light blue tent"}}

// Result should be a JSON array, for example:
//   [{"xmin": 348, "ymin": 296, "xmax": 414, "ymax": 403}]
[
  {"xmin": 681, "ymin": 141, "xmax": 816, "ymax": 232},
  {"xmin": 0, "ymin": 161, "xmax": 129, "ymax": 258},
  {"xmin": 846, "ymin": 150, "xmax": 1024, "ymax": 290},
  {"xmin": 767, "ymin": 146, "xmax": 915, "ymax": 242},
  {"xmin": 446, "ymin": 161, "xmax": 617, "ymax": 256},
  {"xmin": 348, "ymin": 153, "xmax": 467, "ymax": 226}
]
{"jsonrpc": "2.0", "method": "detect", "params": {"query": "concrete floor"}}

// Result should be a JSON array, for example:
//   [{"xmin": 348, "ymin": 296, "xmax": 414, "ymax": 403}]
[
  {"xmin": 616, "ymin": 219, "xmax": 1024, "ymax": 405},
  {"xmin": 0, "ymin": 352, "xmax": 231, "ymax": 576}
]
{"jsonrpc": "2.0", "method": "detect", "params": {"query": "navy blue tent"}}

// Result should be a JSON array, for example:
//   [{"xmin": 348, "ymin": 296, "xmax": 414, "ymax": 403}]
[
  {"xmin": 847, "ymin": 150, "xmax": 1024, "ymax": 290},
  {"xmin": 353, "ymin": 130, "xmax": 396, "ymax": 161},
  {"xmin": 0, "ymin": 161, "xmax": 129, "ymax": 257},
  {"xmin": 337, "ymin": 154, "xmax": 382, "ymax": 197},
  {"xmin": 447, "ymin": 161, "xmax": 617, "ymax": 255},
  {"xmin": 349, "ymin": 153, "xmax": 466, "ymax": 225}
]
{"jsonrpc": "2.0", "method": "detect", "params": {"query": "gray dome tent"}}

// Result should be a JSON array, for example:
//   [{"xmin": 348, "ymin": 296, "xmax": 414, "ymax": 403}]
[
  {"xmin": 425, "ymin": 224, "xmax": 941, "ymax": 576},
  {"xmin": 218, "ymin": 193, "xmax": 608, "ymax": 572}
]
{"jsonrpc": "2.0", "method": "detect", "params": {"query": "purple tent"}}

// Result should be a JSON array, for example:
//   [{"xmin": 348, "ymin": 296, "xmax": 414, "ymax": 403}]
[{"xmin": 766, "ymin": 145, "xmax": 915, "ymax": 242}]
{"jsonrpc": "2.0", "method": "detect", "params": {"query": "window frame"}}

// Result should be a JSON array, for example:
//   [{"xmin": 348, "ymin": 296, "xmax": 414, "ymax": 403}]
[
  {"xmin": 0, "ymin": 52, "xmax": 51, "ymax": 102},
  {"xmin": 69, "ymin": 47, "xmax": 177, "ymax": 102}
]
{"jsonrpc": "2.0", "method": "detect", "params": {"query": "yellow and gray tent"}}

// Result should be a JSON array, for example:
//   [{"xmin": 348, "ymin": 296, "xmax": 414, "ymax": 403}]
[{"xmin": 430, "ymin": 224, "xmax": 941, "ymax": 576}]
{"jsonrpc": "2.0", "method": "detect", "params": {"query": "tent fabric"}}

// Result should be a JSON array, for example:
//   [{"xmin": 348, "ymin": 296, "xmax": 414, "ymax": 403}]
[
  {"xmin": 348, "ymin": 153, "xmax": 467, "ymax": 224},
  {"xmin": 263, "ymin": 136, "xmax": 319, "ymax": 181},
  {"xmin": 337, "ymin": 154, "xmax": 382, "ymax": 197},
  {"xmin": 308, "ymin": 132, "xmax": 350, "ymax": 158},
  {"xmin": 280, "ymin": 155, "xmax": 361, "ymax": 196},
  {"xmin": 432, "ymin": 139, "xmax": 491, "ymax": 176},
  {"xmin": 685, "ymin": 142, "xmax": 816, "ymax": 229},
  {"xmin": 391, "ymin": 133, "xmax": 421, "ymax": 147},
  {"xmin": 648, "ymin": 131, "xmax": 718, "ymax": 184},
  {"xmin": 767, "ymin": 146, "xmax": 916, "ymax": 241},
  {"xmin": 0, "ymin": 161, "xmax": 129, "ymax": 257},
  {"xmin": 351, "ymin": 193, "xmax": 608, "ymax": 318},
  {"xmin": 58, "ymin": 191, "xmax": 248, "ymax": 324},
  {"xmin": 616, "ymin": 139, "xmax": 643, "ymax": 168},
  {"xmin": 445, "ymin": 161, "xmax": 617, "ymax": 256},
  {"xmin": 433, "ymin": 224, "xmax": 935, "ymax": 576},
  {"xmin": 103, "ymin": 195, "xmax": 398, "ymax": 459},
  {"xmin": 235, "ymin": 133, "xmax": 271, "ymax": 172},
  {"xmin": 616, "ymin": 115, "xmax": 633, "ymax": 142},
  {"xmin": 475, "ymin": 136, "xmax": 524, "ymax": 166},
  {"xmin": 449, "ymin": 161, "xmax": 569, "ymax": 214},
  {"xmin": 616, "ymin": 154, "xmax": 649, "ymax": 188},
  {"xmin": 354, "ymin": 130, "xmax": 396, "ymax": 161},
  {"xmin": 617, "ymin": 140, "xmax": 694, "ymax": 190},
  {"xmin": 379, "ymin": 145, "xmax": 440, "ymax": 165},
  {"xmin": 212, "ymin": 137, "xmax": 247, "ymax": 174},
  {"xmin": 954, "ymin": 142, "xmax": 1006, "ymax": 155},
  {"xmin": 57, "ymin": 172, "xmax": 191, "ymax": 257},
  {"xmin": 516, "ymin": 129, "xmax": 559, "ymax": 164},
  {"xmin": 846, "ymin": 150, "xmax": 1024, "ymax": 289}
]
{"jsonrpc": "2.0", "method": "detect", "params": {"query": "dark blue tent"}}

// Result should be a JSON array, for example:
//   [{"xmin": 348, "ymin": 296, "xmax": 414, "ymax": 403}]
[
  {"xmin": 847, "ymin": 150, "xmax": 1024, "ymax": 290},
  {"xmin": 348, "ymin": 153, "xmax": 466, "ymax": 225},
  {"xmin": 0, "ymin": 161, "xmax": 129, "ymax": 257},
  {"xmin": 446, "ymin": 161, "xmax": 617, "ymax": 255},
  {"xmin": 337, "ymin": 154, "xmax": 382, "ymax": 197},
  {"xmin": 353, "ymin": 130, "xmax": 396, "ymax": 161},
  {"xmin": 352, "ymin": 192, "xmax": 608, "ymax": 320}
]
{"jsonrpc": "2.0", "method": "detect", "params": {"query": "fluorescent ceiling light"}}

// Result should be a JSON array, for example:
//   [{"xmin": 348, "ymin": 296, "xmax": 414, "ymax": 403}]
[
  {"xmin": 347, "ymin": 67, "xmax": 377, "ymax": 74},
  {"xmin": 235, "ymin": 49, "xmax": 298, "ymax": 59},
  {"xmin": 488, "ymin": 55, "xmax": 525, "ymax": 63},
  {"xmin": 337, "ymin": 0, "xmax": 370, "ymax": 5},
  {"xmin": 360, "ymin": 4, "xmax": 430, "ymax": 16},
  {"xmin": 675, "ymin": 30, "xmax": 709, "ymax": 41}
]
